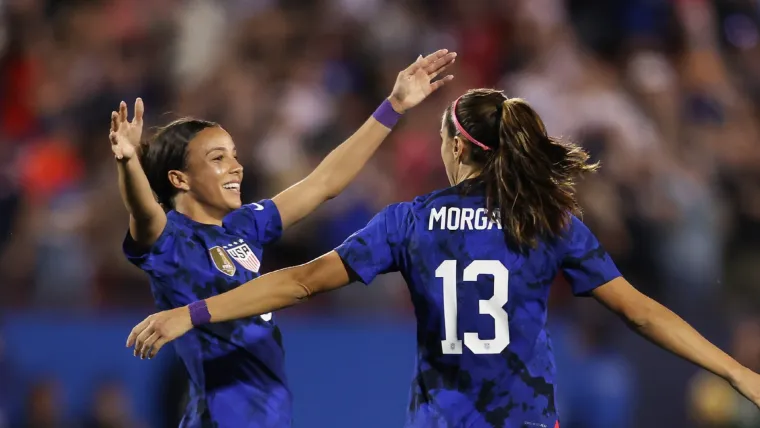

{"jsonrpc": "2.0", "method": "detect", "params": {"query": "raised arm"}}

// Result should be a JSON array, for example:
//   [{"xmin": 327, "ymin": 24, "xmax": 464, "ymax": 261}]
[
  {"xmin": 592, "ymin": 278, "xmax": 760, "ymax": 407},
  {"xmin": 111, "ymin": 99, "xmax": 166, "ymax": 246},
  {"xmin": 127, "ymin": 251, "xmax": 350, "ymax": 358},
  {"xmin": 272, "ymin": 49, "xmax": 455, "ymax": 229}
]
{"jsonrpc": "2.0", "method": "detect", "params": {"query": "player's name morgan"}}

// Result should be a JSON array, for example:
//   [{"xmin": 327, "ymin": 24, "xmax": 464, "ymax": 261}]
[{"xmin": 428, "ymin": 207, "xmax": 502, "ymax": 231}]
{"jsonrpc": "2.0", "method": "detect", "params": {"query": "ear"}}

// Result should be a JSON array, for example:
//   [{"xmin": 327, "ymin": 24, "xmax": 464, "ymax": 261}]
[
  {"xmin": 168, "ymin": 170, "xmax": 190, "ymax": 192},
  {"xmin": 452, "ymin": 136, "xmax": 468, "ymax": 162}
]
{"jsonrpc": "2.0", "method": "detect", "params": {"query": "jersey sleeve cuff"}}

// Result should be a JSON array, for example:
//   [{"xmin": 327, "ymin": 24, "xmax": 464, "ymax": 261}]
[
  {"xmin": 122, "ymin": 220, "xmax": 175, "ymax": 272},
  {"xmin": 570, "ymin": 272, "xmax": 622, "ymax": 297},
  {"xmin": 335, "ymin": 244, "xmax": 374, "ymax": 285}
]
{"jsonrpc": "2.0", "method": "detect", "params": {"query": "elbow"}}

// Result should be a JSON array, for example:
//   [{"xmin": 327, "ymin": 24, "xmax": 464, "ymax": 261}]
[
  {"xmin": 622, "ymin": 299, "xmax": 656, "ymax": 331},
  {"xmin": 284, "ymin": 266, "xmax": 316, "ymax": 303},
  {"xmin": 308, "ymin": 171, "xmax": 341, "ymax": 201},
  {"xmin": 283, "ymin": 252, "xmax": 344, "ymax": 301},
  {"xmin": 321, "ymin": 180, "xmax": 340, "ymax": 200},
  {"xmin": 288, "ymin": 279, "xmax": 312, "ymax": 303}
]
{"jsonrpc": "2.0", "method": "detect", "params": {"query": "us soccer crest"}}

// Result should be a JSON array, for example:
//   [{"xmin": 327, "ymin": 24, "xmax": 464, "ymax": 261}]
[
  {"xmin": 223, "ymin": 239, "xmax": 261, "ymax": 273},
  {"xmin": 209, "ymin": 246, "xmax": 236, "ymax": 276}
]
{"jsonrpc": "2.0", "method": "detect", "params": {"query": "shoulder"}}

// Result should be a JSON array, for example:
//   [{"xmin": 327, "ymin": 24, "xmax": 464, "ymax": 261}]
[
  {"xmin": 222, "ymin": 199, "xmax": 283, "ymax": 245},
  {"xmin": 240, "ymin": 201, "xmax": 270, "ymax": 212},
  {"xmin": 560, "ymin": 215, "xmax": 593, "ymax": 242},
  {"xmin": 166, "ymin": 211, "xmax": 194, "ymax": 233},
  {"xmin": 123, "ymin": 211, "xmax": 194, "ymax": 277},
  {"xmin": 410, "ymin": 185, "xmax": 462, "ymax": 210},
  {"xmin": 163, "ymin": 211, "xmax": 200, "ymax": 246},
  {"xmin": 225, "ymin": 200, "xmax": 277, "ymax": 221},
  {"xmin": 381, "ymin": 202, "xmax": 413, "ymax": 222},
  {"xmin": 553, "ymin": 214, "xmax": 605, "ymax": 257}
]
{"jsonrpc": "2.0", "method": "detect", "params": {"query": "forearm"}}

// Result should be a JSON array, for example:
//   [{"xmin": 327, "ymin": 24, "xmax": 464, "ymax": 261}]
[
  {"xmin": 205, "ymin": 268, "xmax": 310, "ymax": 323},
  {"xmin": 117, "ymin": 157, "xmax": 165, "ymax": 243},
  {"xmin": 203, "ymin": 251, "xmax": 350, "ymax": 323},
  {"xmin": 630, "ymin": 299, "xmax": 743, "ymax": 382},
  {"xmin": 308, "ymin": 111, "xmax": 395, "ymax": 199},
  {"xmin": 118, "ymin": 158, "xmax": 161, "ymax": 218},
  {"xmin": 272, "ymin": 101, "xmax": 400, "ymax": 228}
]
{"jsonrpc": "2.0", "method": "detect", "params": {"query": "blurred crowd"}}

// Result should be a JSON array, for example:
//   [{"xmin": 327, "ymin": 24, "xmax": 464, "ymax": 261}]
[{"xmin": 0, "ymin": 0, "xmax": 759, "ymax": 427}]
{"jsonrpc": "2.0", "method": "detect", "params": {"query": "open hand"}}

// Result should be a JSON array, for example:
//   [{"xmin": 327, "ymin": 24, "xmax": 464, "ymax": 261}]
[
  {"xmin": 388, "ymin": 49, "xmax": 456, "ymax": 113},
  {"xmin": 126, "ymin": 306, "xmax": 192, "ymax": 359},
  {"xmin": 110, "ymin": 98, "xmax": 144, "ymax": 162}
]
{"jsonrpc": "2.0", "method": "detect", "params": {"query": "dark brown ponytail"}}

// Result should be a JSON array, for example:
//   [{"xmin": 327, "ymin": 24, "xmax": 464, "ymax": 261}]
[{"xmin": 446, "ymin": 90, "xmax": 598, "ymax": 249}]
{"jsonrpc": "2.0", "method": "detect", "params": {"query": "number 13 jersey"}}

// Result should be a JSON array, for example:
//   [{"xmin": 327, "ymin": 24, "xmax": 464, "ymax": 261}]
[{"xmin": 335, "ymin": 180, "xmax": 621, "ymax": 428}]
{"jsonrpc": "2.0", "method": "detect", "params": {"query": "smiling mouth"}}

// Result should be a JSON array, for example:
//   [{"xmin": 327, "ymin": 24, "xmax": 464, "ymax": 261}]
[{"xmin": 222, "ymin": 182, "xmax": 241, "ymax": 194}]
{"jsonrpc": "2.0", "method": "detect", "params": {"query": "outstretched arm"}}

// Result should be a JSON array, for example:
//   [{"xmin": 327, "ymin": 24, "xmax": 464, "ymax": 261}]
[
  {"xmin": 272, "ymin": 49, "xmax": 455, "ymax": 229},
  {"xmin": 126, "ymin": 204, "xmax": 404, "ymax": 359},
  {"xmin": 593, "ymin": 278, "xmax": 760, "ymax": 406},
  {"xmin": 127, "ymin": 251, "xmax": 351, "ymax": 358},
  {"xmin": 112, "ymin": 99, "xmax": 166, "ymax": 247},
  {"xmin": 206, "ymin": 251, "xmax": 349, "ymax": 322}
]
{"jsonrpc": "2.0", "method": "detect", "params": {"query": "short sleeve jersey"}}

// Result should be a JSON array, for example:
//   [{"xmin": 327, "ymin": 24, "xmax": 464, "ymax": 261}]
[
  {"xmin": 123, "ymin": 200, "xmax": 291, "ymax": 428},
  {"xmin": 336, "ymin": 181, "xmax": 621, "ymax": 428}
]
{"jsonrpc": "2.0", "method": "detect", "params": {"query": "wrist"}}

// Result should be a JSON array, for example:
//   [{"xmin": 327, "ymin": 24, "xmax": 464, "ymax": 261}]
[
  {"xmin": 188, "ymin": 300, "xmax": 211, "ymax": 326},
  {"xmin": 372, "ymin": 98, "xmax": 404, "ymax": 129},
  {"xmin": 387, "ymin": 96, "xmax": 405, "ymax": 114},
  {"xmin": 116, "ymin": 154, "xmax": 138, "ymax": 166},
  {"xmin": 726, "ymin": 364, "xmax": 748, "ymax": 384}
]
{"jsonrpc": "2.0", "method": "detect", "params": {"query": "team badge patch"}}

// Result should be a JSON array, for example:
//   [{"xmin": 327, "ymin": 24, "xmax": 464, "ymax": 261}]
[
  {"xmin": 224, "ymin": 239, "xmax": 260, "ymax": 272},
  {"xmin": 209, "ymin": 246, "xmax": 236, "ymax": 276}
]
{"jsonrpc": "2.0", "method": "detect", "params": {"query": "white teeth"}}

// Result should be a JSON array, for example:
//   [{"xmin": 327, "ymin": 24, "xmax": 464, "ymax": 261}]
[{"xmin": 223, "ymin": 183, "xmax": 240, "ymax": 190}]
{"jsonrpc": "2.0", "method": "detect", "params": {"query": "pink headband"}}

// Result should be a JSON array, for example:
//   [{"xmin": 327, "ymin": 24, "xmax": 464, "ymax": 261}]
[{"xmin": 451, "ymin": 96, "xmax": 491, "ymax": 151}]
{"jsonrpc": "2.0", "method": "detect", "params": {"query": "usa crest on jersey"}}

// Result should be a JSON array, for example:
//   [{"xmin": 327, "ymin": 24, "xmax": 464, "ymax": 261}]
[
  {"xmin": 224, "ymin": 239, "xmax": 260, "ymax": 272},
  {"xmin": 208, "ymin": 246, "xmax": 236, "ymax": 276}
]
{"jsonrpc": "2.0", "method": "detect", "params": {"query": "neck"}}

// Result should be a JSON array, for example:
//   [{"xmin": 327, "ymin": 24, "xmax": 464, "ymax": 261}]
[
  {"xmin": 174, "ymin": 197, "xmax": 225, "ymax": 226},
  {"xmin": 454, "ymin": 164, "xmax": 482, "ymax": 185}
]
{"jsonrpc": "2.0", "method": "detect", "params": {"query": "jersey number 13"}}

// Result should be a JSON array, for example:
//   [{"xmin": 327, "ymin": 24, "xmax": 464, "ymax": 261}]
[{"xmin": 436, "ymin": 260, "xmax": 510, "ymax": 355}]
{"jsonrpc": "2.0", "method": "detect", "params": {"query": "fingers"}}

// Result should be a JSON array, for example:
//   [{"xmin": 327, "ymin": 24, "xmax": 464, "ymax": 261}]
[
  {"xmin": 111, "ymin": 111, "xmax": 119, "ymax": 134},
  {"xmin": 126, "ymin": 317, "xmax": 152, "ymax": 348},
  {"xmin": 140, "ymin": 332, "xmax": 160, "ymax": 359},
  {"xmin": 110, "ymin": 133, "xmax": 122, "ymax": 159},
  {"xmin": 134, "ymin": 323, "xmax": 155, "ymax": 357},
  {"xmin": 402, "ymin": 56, "xmax": 425, "ymax": 78},
  {"xmin": 425, "ymin": 53, "xmax": 456, "ymax": 80},
  {"xmin": 419, "ymin": 49, "xmax": 449, "ymax": 70},
  {"xmin": 119, "ymin": 101, "xmax": 128, "ymax": 123},
  {"xmin": 149, "ymin": 337, "xmax": 169, "ymax": 359},
  {"xmin": 429, "ymin": 75, "xmax": 455, "ymax": 93},
  {"xmin": 133, "ymin": 98, "xmax": 144, "ymax": 125},
  {"xmin": 126, "ymin": 316, "xmax": 168, "ymax": 360},
  {"xmin": 404, "ymin": 49, "xmax": 449, "ymax": 77}
]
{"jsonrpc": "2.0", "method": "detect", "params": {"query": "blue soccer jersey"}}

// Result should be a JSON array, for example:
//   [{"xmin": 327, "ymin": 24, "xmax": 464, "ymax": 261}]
[
  {"xmin": 336, "ymin": 180, "xmax": 621, "ymax": 428},
  {"xmin": 124, "ymin": 199, "xmax": 290, "ymax": 428}
]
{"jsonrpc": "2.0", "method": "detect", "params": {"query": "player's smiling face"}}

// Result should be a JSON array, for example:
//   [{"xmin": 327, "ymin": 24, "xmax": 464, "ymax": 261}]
[{"xmin": 183, "ymin": 126, "xmax": 243, "ymax": 213}]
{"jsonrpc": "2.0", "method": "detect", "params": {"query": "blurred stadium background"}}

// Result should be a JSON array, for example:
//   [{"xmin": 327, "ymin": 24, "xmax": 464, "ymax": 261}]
[{"xmin": 1, "ymin": 0, "xmax": 759, "ymax": 427}]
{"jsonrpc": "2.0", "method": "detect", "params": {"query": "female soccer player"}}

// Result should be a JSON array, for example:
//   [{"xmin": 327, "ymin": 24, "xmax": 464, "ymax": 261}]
[
  {"xmin": 114, "ymin": 49, "xmax": 456, "ymax": 428},
  {"xmin": 128, "ymin": 89, "xmax": 760, "ymax": 427}
]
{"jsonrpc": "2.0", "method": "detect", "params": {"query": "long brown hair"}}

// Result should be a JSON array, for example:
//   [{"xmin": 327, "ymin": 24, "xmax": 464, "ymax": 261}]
[{"xmin": 445, "ymin": 89, "xmax": 598, "ymax": 249}]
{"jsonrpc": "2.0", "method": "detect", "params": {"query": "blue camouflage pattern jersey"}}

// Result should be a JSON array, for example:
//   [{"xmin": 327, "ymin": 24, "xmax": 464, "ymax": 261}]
[
  {"xmin": 336, "ymin": 180, "xmax": 621, "ymax": 428},
  {"xmin": 124, "ymin": 200, "xmax": 291, "ymax": 428}
]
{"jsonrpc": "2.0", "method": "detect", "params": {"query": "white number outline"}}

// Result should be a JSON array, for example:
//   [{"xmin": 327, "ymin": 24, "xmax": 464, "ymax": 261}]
[{"xmin": 436, "ymin": 260, "xmax": 510, "ymax": 354}]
